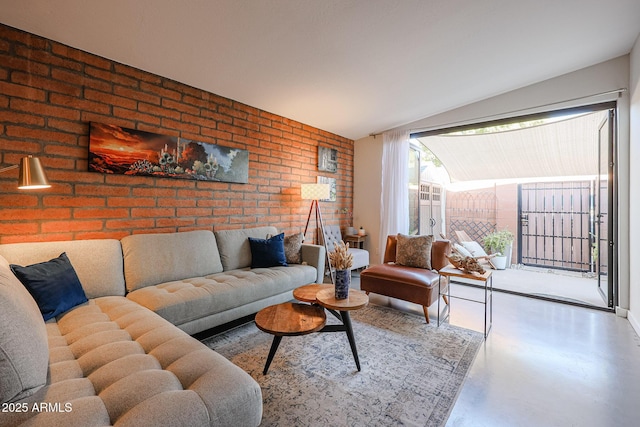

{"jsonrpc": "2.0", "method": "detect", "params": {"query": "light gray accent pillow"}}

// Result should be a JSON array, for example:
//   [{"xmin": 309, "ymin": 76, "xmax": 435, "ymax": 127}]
[
  {"xmin": 454, "ymin": 243, "xmax": 473, "ymax": 258},
  {"xmin": 0, "ymin": 256, "xmax": 48, "ymax": 404},
  {"xmin": 121, "ymin": 230, "xmax": 223, "ymax": 292},
  {"xmin": 461, "ymin": 241, "xmax": 489, "ymax": 257},
  {"xmin": 0, "ymin": 239, "xmax": 125, "ymax": 298},
  {"xmin": 395, "ymin": 234, "xmax": 434, "ymax": 269},
  {"xmin": 214, "ymin": 226, "xmax": 278, "ymax": 271}
]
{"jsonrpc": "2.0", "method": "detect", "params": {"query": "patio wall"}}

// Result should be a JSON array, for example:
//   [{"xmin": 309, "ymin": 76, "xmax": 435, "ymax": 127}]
[{"xmin": 445, "ymin": 183, "xmax": 518, "ymax": 263}]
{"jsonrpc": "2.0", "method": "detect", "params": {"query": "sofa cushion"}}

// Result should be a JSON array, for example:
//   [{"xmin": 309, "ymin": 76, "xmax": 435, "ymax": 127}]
[
  {"xmin": 0, "ymin": 256, "xmax": 49, "ymax": 404},
  {"xmin": 10, "ymin": 252, "xmax": 88, "ymax": 321},
  {"xmin": 396, "ymin": 234, "xmax": 434, "ymax": 269},
  {"xmin": 349, "ymin": 248, "xmax": 370, "ymax": 270},
  {"xmin": 360, "ymin": 263, "xmax": 440, "ymax": 288},
  {"xmin": 461, "ymin": 241, "xmax": 489, "ymax": 257},
  {"xmin": 249, "ymin": 233, "xmax": 288, "ymax": 268},
  {"xmin": 0, "ymin": 239, "xmax": 125, "ymax": 298},
  {"xmin": 215, "ymin": 226, "xmax": 278, "ymax": 271},
  {"xmin": 454, "ymin": 243, "xmax": 473, "ymax": 257},
  {"xmin": 126, "ymin": 265, "xmax": 317, "ymax": 327},
  {"xmin": 122, "ymin": 230, "xmax": 223, "ymax": 292},
  {"xmin": 360, "ymin": 263, "xmax": 442, "ymax": 311}
]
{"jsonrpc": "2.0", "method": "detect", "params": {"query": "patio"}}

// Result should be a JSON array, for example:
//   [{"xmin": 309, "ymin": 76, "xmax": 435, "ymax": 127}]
[{"xmin": 454, "ymin": 265, "xmax": 607, "ymax": 308}]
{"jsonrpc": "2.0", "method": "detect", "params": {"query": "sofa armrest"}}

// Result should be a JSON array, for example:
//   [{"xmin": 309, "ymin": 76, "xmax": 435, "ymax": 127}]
[{"xmin": 301, "ymin": 244, "xmax": 326, "ymax": 284}]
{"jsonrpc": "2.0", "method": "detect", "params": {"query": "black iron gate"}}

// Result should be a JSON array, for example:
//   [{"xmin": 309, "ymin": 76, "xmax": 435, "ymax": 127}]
[{"xmin": 518, "ymin": 181, "xmax": 596, "ymax": 272}]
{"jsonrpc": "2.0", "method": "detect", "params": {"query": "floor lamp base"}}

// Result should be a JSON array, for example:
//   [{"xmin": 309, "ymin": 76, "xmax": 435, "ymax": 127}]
[{"xmin": 303, "ymin": 199, "xmax": 333, "ymax": 282}]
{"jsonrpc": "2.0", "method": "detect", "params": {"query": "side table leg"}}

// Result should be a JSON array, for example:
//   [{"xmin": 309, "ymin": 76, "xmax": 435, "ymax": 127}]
[
  {"xmin": 263, "ymin": 335, "xmax": 283, "ymax": 375},
  {"xmin": 341, "ymin": 311, "xmax": 361, "ymax": 371}
]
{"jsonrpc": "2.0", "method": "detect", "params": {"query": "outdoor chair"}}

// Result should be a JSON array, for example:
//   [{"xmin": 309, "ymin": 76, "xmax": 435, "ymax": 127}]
[{"xmin": 442, "ymin": 231, "xmax": 497, "ymax": 269}]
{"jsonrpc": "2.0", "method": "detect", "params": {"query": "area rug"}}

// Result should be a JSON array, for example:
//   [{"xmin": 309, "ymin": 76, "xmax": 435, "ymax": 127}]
[{"xmin": 203, "ymin": 304, "xmax": 483, "ymax": 427}]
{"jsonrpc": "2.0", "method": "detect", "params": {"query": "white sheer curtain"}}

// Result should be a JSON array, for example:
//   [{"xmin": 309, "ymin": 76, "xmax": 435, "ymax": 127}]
[{"xmin": 379, "ymin": 129, "xmax": 410, "ymax": 262}]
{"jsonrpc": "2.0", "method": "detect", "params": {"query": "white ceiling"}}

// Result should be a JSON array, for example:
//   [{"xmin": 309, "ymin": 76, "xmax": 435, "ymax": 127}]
[{"xmin": 1, "ymin": 0, "xmax": 639, "ymax": 140}]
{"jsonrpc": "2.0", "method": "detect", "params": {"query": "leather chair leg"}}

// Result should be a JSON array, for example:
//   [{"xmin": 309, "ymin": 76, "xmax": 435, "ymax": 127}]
[{"xmin": 422, "ymin": 306, "xmax": 430, "ymax": 324}]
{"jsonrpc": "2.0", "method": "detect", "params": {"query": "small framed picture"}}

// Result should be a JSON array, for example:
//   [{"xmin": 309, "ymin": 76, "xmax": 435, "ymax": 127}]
[
  {"xmin": 317, "ymin": 176, "xmax": 337, "ymax": 202},
  {"xmin": 318, "ymin": 146, "xmax": 337, "ymax": 173}
]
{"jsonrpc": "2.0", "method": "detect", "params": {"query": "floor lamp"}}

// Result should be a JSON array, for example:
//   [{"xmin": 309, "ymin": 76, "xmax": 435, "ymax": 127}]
[
  {"xmin": 301, "ymin": 183, "xmax": 333, "ymax": 279},
  {"xmin": 0, "ymin": 155, "xmax": 51, "ymax": 189}
]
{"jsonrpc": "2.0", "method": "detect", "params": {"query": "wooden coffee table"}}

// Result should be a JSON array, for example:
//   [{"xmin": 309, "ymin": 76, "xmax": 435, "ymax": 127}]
[
  {"xmin": 295, "ymin": 283, "xmax": 369, "ymax": 371},
  {"xmin": 255, "ymin": 284, "xmax": 369, "ymax": 374},
  {"xmin": 255, "ymin": 302, "xmax": 326, "ymax": 375}
]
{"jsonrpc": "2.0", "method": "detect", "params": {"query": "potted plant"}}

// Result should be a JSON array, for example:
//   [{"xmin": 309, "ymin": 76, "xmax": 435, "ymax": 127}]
[{"xmin": 483, "ymin": 230, "xmax": 514, "ymax": 270}]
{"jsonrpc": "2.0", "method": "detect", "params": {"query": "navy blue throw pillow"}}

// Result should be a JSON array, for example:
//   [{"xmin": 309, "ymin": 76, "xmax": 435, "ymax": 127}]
[
  {"xmin": 248, "ymin": 233, "xmax": 288, "ymax": 268},
  {"xmin": 10, "ymin": 252, "xmax": 88, "ymax": 321}
]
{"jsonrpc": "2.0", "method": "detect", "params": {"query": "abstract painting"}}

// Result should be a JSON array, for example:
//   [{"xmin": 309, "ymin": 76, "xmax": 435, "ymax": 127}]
[
  {"xmin": 317, "ymin": 176, "xmax": 337, "ymax": 202},
  {"xmin": 88, "ymin": 122, "xmax": 249, "ymax": 184}
]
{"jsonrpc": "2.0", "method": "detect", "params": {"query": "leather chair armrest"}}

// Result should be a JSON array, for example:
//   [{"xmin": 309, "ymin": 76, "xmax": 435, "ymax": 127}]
[{"xmin": 431, "ymin": 240, "xmax": 451, "ymax": 271}]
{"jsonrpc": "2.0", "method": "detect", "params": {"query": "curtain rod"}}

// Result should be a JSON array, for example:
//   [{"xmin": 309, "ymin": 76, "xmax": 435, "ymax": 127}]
[{"xmin": 369, "ymin": 87, "xmax": 627, "ymax": 138}]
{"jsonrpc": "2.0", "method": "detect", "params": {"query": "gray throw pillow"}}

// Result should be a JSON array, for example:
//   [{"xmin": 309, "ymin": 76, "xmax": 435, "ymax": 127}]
[
  {"xmin": 0, "ymin": 258, "xmax": 49, "ymax": 404},
  {"xmin": 395, "ymin": 234, "xmax": 434, "ymax": 269},
  {"xmin": 284, "ymin": 233, "xmax": 304, "ymax": 264}
]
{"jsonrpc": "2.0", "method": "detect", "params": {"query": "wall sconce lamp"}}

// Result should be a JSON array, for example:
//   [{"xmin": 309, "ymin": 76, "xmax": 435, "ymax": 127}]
[{"xmin": 0, "ymin": 155, "xmax": 51, "ymax": 190}]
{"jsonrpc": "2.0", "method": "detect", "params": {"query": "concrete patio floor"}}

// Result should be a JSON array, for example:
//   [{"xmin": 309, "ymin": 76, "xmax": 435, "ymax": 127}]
[{"xmin": 458, "ymin": 264, "xmax": 608, "ymax": 308}]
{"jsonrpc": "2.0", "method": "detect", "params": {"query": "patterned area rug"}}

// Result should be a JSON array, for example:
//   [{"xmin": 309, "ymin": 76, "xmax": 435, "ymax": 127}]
[{"xmin": 203, "ymin": 304, "xmax": 483, "ymax": 427}]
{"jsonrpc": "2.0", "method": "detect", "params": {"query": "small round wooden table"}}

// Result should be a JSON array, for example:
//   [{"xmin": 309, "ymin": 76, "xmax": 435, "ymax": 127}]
[
  {"xmin": 292, "ymin": 284, "xmax": 369, "ymax": 372},
  {"xmin": 314, "ymin": 288, "xmax": 368, "ymax": 371},
  {"xmin": 292, "ymin": 283, "xmax": 333, "ymax": 303},
  {"xmin": 255, "ymin": 302, "xmax": 326, "ymax": 375}
]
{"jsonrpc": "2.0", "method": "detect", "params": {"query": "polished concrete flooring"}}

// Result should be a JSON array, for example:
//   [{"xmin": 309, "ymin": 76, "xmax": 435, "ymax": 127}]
[
  {"xmin": 351, "ymin": 275, "xmax": 640, "ymax": 427},
  {"xmin": 490, "ymin": 266, "xmax": 607, "ymax": 308}
]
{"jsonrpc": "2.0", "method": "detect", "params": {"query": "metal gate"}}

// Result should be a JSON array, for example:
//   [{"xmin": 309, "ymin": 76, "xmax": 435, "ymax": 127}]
[{"xmin": 518, "ymin": 181, "xmax": 598, "ymax": 272}]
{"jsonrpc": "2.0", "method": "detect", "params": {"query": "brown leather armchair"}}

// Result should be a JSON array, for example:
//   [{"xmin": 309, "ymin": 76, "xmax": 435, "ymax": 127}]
[{"xmin": 360, "ymin": 235, "xmax": 451, "ymax": 323}]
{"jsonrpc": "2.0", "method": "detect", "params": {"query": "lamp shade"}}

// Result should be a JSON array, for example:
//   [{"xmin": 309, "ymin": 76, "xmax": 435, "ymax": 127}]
[
  {"xmin": 18, "ymin": 156, "xmax": 51, "ymax": 189},
  {"xmin": 301, "ymin": 183, "xmax": 330, "ymax": 200}
]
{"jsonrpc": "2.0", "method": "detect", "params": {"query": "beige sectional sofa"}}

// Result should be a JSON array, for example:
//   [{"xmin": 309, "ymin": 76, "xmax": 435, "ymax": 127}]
[
  {"xmin": 123, "ymin": 227, "xmax": 324, "ymax": 334},
  {"xmin": 0, "ymin": 226, "xmax": 325, "ymax": 427}
]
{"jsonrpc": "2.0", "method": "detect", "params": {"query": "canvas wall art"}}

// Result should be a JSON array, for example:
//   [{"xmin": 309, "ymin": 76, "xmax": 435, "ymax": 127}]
[
  {"xmin": 88, "ymin": 122, "xmax": 249, "ymax": 184},
  {"xmin": 318, "ymin": 146, "xmax": 337, "ymax": 173},
  {"xmin": 317, "ymin": 176, "xmax": 337, "ymax": 202}
]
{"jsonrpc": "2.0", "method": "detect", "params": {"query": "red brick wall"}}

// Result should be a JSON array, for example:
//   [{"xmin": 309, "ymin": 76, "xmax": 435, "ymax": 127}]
[{"xmin": 0, "ymin": 25, "xmax": 353, "ymax": 244}]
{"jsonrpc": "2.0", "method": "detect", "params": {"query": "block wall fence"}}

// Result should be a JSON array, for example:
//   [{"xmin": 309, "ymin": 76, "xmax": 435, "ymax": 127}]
[{"xmin": 0, "ymin": 24, "xmax": 354, "ymax": 244}]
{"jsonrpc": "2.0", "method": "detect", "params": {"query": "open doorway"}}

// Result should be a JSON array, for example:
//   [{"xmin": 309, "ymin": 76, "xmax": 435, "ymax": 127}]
[{"xmin": 412, "ymin": 104, "xmax": 617, "ymax": 310}]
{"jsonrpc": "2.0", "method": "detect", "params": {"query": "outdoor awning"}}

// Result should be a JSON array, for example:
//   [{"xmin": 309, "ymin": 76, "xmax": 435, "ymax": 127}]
[{"xmin": 416, "ymin": 110, "xmax": 608, "ymax": 182}]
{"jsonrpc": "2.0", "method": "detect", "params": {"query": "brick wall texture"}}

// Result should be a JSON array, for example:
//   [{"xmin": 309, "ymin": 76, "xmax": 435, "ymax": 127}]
[{"xmin": 0, "ymin": 24, "xmax": 354, "ymax": 244}]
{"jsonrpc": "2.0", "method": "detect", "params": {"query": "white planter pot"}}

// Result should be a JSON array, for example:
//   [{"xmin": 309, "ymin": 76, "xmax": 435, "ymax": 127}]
[
  {"xmin": 505, "ymin": 243, "xmax": 513, "ymax": 268},
  {"xmin": 492, "ymin": 255, "xmax": 508, "ymax": 270}
]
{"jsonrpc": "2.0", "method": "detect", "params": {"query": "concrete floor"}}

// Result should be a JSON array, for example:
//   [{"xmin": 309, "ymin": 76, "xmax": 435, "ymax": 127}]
[
  {"xmin": 350, "ymin": 275, "xmax": 640, "ymax": 427},
  {"xmin": 490, "ymin": 266, "xmax": 608, "ymax": 308}
]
